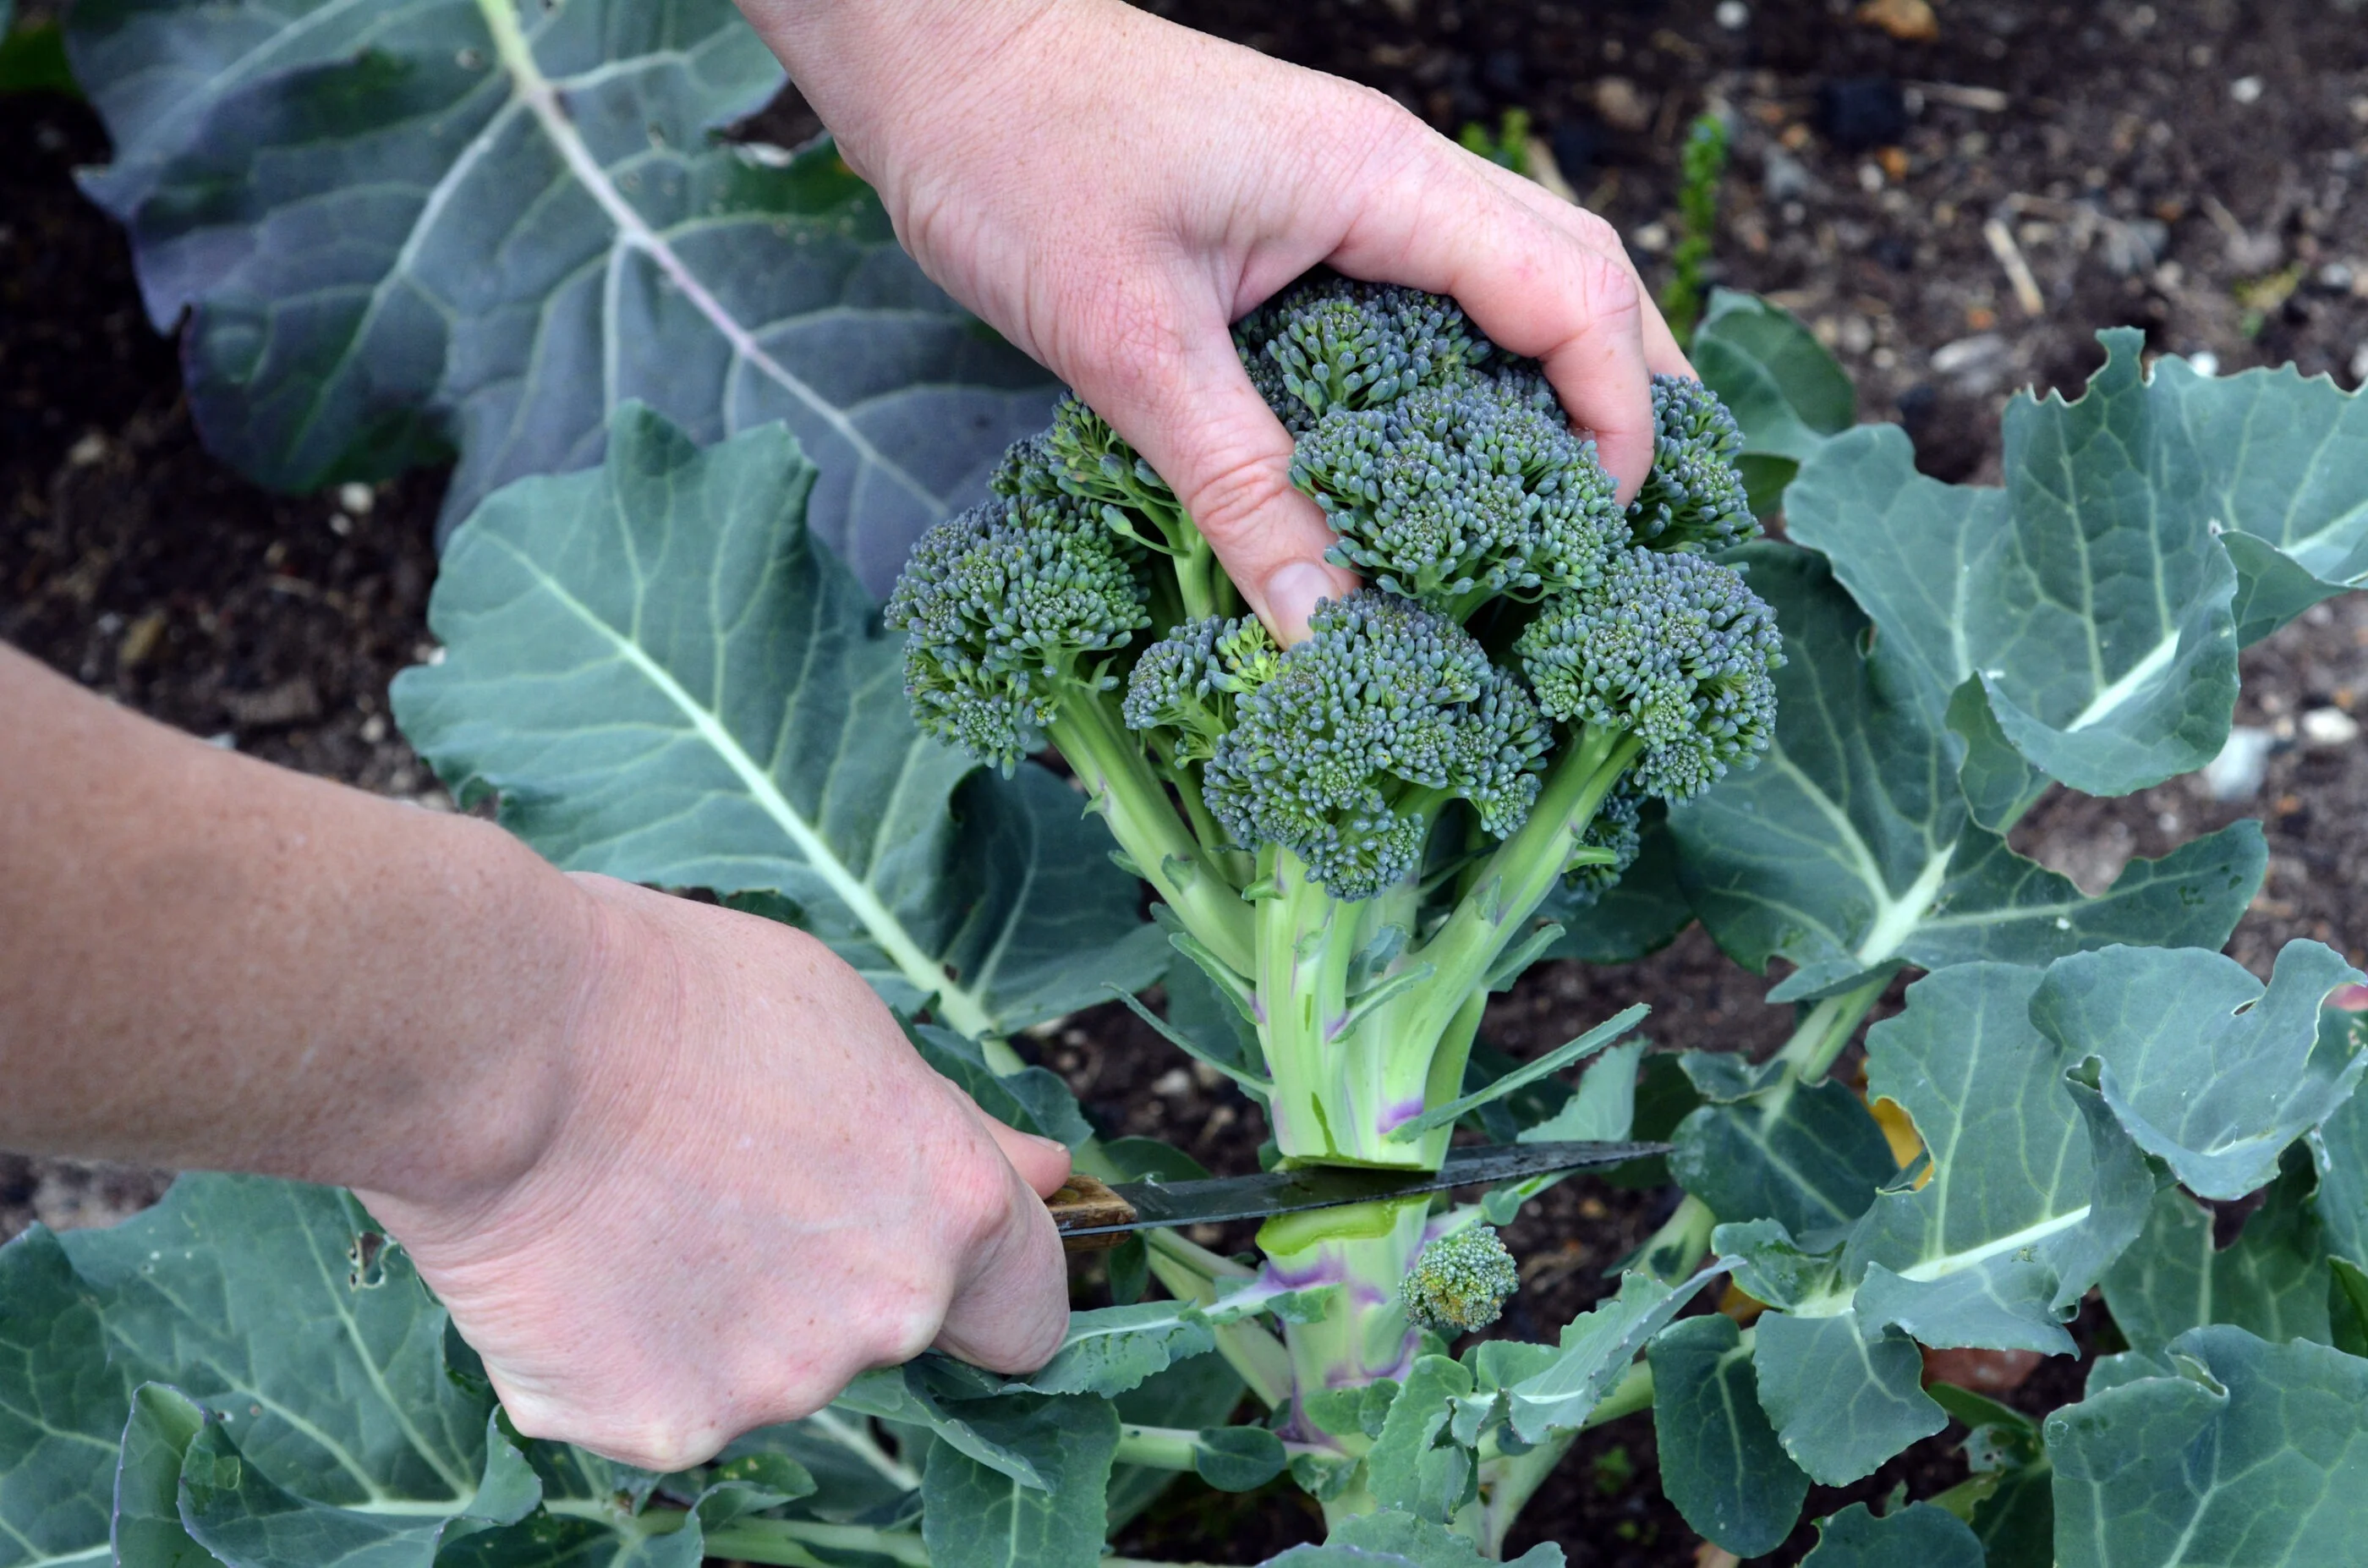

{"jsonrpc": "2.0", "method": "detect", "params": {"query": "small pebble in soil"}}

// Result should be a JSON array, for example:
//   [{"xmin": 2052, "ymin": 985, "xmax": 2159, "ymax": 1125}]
[
  {"xmin": 2202, "ymin": 726, "xmax": 2276, "ymax": 801},
  {"xmin": 2301, "ymin": 708, "xmax": 2361, "ymax": 748}
]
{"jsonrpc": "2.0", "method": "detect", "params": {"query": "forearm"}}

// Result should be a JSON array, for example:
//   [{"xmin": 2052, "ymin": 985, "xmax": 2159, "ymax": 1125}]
[{"xmin": 0, "ymin": 645, "xmax": 595, "ymax": 1209}]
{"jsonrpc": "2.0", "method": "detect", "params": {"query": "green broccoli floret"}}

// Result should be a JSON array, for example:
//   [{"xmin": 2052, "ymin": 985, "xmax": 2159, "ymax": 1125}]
[
  {"xmin": 1122, "ymin": 614, "xmax": 1282, "ymax": 765},
  {"xmin": 1290, "ymin": 370, "xmax": 1623, "ymax": 612},
  {"xmin": 1201, "ymin": 592, "xmax": 1549, "ymax": 900},
  {"xmin": 1235, "ymin": 274, "xmax": 1493, "ymax": 430},
  {"xmin": 1401, "ymin": 1226, "xmax": 1521, "ymax": 1334},
  {"xmin": 1515, "ymin": 546, "xmax": 1782, "ymax": 801},
  {"xmin": 1627, "ymin": 374, "xmax": 1757, "ymax": 551},
  {"xmin": 885, "ymin": 491, "xmax": 1149, "ymax": 772}
]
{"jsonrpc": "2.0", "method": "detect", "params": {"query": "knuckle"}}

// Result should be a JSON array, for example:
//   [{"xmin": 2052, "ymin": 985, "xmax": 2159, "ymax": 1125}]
[
  {"xmin": 1183, "ymin": 449, "xmax": 1299, "ymax": 546},
  {"xmin": 1574, "ymin": 247, "xmax": 1642, "ymax": 322}
]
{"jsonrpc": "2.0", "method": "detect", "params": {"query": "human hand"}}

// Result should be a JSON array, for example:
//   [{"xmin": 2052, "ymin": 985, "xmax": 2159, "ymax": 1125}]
[
  {"xmin": 743, "ymin": 0, "xmax": 1692, "ymax": 639},
  {"xmin": 358, "ymin": 875, "xmax": 1073, "ymax": 1472}
]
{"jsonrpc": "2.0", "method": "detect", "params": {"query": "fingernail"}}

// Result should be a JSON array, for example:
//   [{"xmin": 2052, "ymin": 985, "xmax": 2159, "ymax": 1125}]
[
  {"xmin": 1263, "ymin": 561, "xmax": 1339, "ymax": 644},
  {"xmin": 1024, "ymin": 1132, "xmax": 1070, "ymax": 1156}
]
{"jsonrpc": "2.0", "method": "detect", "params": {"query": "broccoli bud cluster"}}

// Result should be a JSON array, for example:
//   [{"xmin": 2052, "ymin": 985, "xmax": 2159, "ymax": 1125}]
[
  {"xmin": 885, "ymin": 485, "xmax": 1149, "ymax": 772},
  {"xmin": 889, "ymin": 271, "xmax": 1782, "ymax": 902},
  {"xmin": 1291, "ymin": 370, "xmax": 1621, "ymax": 607},
  {"xmin": 1192, "ymin": 592, "xmax": 1551, "ymax": 899},
  {"xmin": 1400, "ymin": 1225, "xmax": 1521, "ymax": 1334},
  {"xmin": 1516, "ymin": 545, "xmax": 1783, "ymax": 801}
]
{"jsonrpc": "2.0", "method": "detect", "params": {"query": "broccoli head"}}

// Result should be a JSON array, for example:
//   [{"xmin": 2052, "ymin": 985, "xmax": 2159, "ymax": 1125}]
[
  {"xmin": 1515, "ymin": 545, "xmax": 1782, "ymax": 801},
  {"xmin": 1291, "ymin": 369, "xmax": 1623, "ymax": 610},
  {"xmin": 885, "ymin": 490, "xmax": 1149, "ymax": 771},
  {"xmin": 1401, "ymin": 1225, "xmax": 1521, "ymax": 1334},
  {"xmin": 1198, "ymin": 591, "xmax": 1549, "ymax": 899}
]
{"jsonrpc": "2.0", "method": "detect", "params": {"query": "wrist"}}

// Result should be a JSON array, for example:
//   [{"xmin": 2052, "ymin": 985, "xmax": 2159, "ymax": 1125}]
[{"xmin": 736, "ymin": 0, "xmax": 1083, "ymax": 182}]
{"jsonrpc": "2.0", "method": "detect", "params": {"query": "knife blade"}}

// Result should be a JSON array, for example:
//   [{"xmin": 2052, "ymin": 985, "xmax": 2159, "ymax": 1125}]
[{"xmin": 1047, "ymin": 1140, "xmax": 1669, "ymax": 1251}]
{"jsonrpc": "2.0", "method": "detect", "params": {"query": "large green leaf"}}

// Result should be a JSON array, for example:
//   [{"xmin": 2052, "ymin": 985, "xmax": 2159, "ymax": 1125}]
[
  {"xmin": 67, "ymin": 0, "xmax": 1057, "ymax": 589},
  {"xmin": 0, "ymin": 1176, "xmax": 491, "ymax": 1568},
  {"xmin": 1799, "ymin": 1503, "xmax": 1982, "ymax": 1567},
  {"xmin": 1691, "ymin": 289, "xmax": 1855, "ymax": 514},
  {"xmin": 2031, "ymin": 941, "xmax": 2367, "ymax": 1200},
  {"xmin": 918, "ymin": 1395, "xmax": 1117, "ymax": 1568},
  {"xmin": 2047, "ymin": 1327, "xmax": 2368, "ymax": 1567},
  {"xmin": 1669, "ymin": 1052, "xmax": 1899, "ymax": 1237},
  {"xmin": 1646, "ymin": 1313, "xmax": 1807, "ymax": 1555},
  {"xmin": 1669, "ymin": 547, "xmax": 2263, "ymax": 1004},
  {"xmin": 2101, "ymin": 1153, "xmax": 2330, "ymax": 1356},
  {"xmin": 1841, "ymin": 962, "xmax": 2154, "ymax": 1357},
  {"xmin": 1784, "ymin": 331, "xmax": 2246, "ymax": 797},
  {"xmin": 1750, "ymin": 1308, "xmax": 1944, "ymax": 1486},
  {"xmin": 2134, "ymin": 355, "xmax": 2368, "ymax": 643},
  {"xmin": 392, "ymin": 406, "xmax": 1164, "ymax": 1039}
]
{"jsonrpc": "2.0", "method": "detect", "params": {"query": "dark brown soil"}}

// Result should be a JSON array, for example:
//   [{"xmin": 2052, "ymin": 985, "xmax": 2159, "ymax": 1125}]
[{"xmin": 4, "ymin": 2, "xmax": 2365, "ymax": 1564}]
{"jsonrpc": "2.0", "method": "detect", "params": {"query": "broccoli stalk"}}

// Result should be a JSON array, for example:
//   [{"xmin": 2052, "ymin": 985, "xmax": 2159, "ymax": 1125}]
[{"xmin": 886, "ymin": 275, "xmax": 1779, "ymax": 1464}]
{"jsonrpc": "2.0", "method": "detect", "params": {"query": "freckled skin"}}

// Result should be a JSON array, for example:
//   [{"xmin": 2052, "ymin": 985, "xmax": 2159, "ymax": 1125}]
[{"xmin": 0, "ymin": 647, "xmax": 1070, "ymax": 1472}]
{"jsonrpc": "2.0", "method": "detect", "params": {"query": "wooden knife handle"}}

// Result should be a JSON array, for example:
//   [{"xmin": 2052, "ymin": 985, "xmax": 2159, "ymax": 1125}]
[{"xmin": 1046, "ymin": 1172, "xmax": 1137, "ymax": 1252}]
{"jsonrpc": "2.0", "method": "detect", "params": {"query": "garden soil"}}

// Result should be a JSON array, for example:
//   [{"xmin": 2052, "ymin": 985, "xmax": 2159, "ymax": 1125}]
[{"xmin": 5, "ymin": 1, "xmax": 2367, "ymax": 1562}]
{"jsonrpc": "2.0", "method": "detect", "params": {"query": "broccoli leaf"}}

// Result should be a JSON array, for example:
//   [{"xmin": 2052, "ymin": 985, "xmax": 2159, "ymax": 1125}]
[
  {"xmin": 2047, "ymin": 1327, "xmax": 2368, "ymax": 1566},
  {"xmin": 112, "ymin": 1384, "xmax": 217, "ymax": 1568},
  {"xmin": 1264, "ymin": 1510, "xmax": 1564, "ymax": 1567},
  {"xmin": 1798, "ymin": 1502, "xmax": 1983, "ymax": 1567},
  {"xmin": 393, "ymin": 406, "xmax": 1165, "ymax": 1039},
  {"xmin": 2137, "ymin": 355, "xmax": 2368, "ymax": 643},
  {"xmin": 2316, "ymin": 1047, "xmax": 2368, "ymax": 1270},
  {"xmin": 1692, "ymin": 289, "xmax": 1855, "ymax": 514},
  {"xmin": 1751, "ymin": 1308, "xmax": 1944, "ymax": 1486},
  {"xmin": 1841, "ymin": 962, "xmax": 2155, "ymax": 1356},
  {"xmin": 919, "ymin": 1395, "xmax": 1118, "ymax": 1568},
  {"xmin": 1782, "ymin": 332, "xmax": 2368, "ymax": 798},
  {"xmin": 1670, "ymin": 546, "xmax": 2265, "ymax": 1003},
  {"xmin": 173, "ymin": 1402, "xmax": 551, "ymax": 1568},
  {"xmin": 1647, "ymin": 1313, "xmax": 1808, "ymax": 1555},
  {"xmin": 2101, "ymin": 1152, "xmax": 2331, "ymax": 1355},
  {"xmin": 68, "ymin": 0, "xmax": 1057, "ymax": 589},
  {"xmin": 1365, "ymin": 1356, "xmax": 1477, "ymax": 1524},
  {"xmin": 1505, "ymin": 1269, "xmax": 1719, "ymax": 1442},
  {"xmin": 1670, "ymin": 1054, "xmax": 1899, "ymax": 1237},
  {"xmin": 2031, "ymin": 940, "xmax": 2367, "ymax": 1199},
  {"xmin": 0, "ymin": 1176, "xmax": 507, "ymax": 1568}
]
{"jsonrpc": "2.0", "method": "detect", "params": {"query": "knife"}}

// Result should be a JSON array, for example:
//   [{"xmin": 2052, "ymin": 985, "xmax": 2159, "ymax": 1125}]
[{"xmin": 1046, "ymin": 1140, "xmax": 1668, "ymax": 1251}]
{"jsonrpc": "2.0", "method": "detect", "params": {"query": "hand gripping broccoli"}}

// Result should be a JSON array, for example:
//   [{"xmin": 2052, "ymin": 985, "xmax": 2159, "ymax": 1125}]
[{"xmin": 888, "ymin": 273, "xmax": 1780, "ymax": 1428}]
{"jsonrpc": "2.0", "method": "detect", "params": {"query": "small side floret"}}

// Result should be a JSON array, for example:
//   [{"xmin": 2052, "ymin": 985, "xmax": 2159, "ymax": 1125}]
[
  {"xmin": 885, "ymin": 491, "xmax": 1149, "ymax": 771},
  {"xmin": 1515, "ymin": 546, "xmax": 1783, "ymax": 801},
  {"xmin": 1626, "ymin": 374, "xmax": 1757, "ymax": 552},
  {"xmin": 1401, "ymin": 1226, "xmax": 1521, "ymax": 1334}
]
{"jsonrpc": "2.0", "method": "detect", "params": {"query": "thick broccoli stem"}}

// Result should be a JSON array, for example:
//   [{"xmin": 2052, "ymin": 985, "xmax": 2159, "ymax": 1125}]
[
  {"xmin": 1044, "ymin": 697, "xmax": 1256, "ymax": 979},
  {"xmin": 1396, "ymin": 726, "xmax": 1645, "ymax": 1063},
  {"xmin": 1257, "ymin": 1197, "xmax": 1431, "ymax": 1444},
  {"xmin": 1257, "ymin": 849, "xmax": 1426, "ymax": 1165}
]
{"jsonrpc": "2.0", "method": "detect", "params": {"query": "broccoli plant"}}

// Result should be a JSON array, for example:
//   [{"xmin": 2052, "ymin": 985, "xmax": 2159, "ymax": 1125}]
[
  {"xmin": 11, "ymin": 3, "xmax": 2368, "ymax": 1561},
  {"xmin": 880, "ymin": 276, "xmax": 1783, "ymax": 1441}
]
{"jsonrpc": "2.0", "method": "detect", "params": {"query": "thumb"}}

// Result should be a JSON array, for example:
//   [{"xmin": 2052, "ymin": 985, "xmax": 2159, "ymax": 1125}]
[{"xmin": 1070, "ymin": 310, "xmax": 1354, "ymax": 644}]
